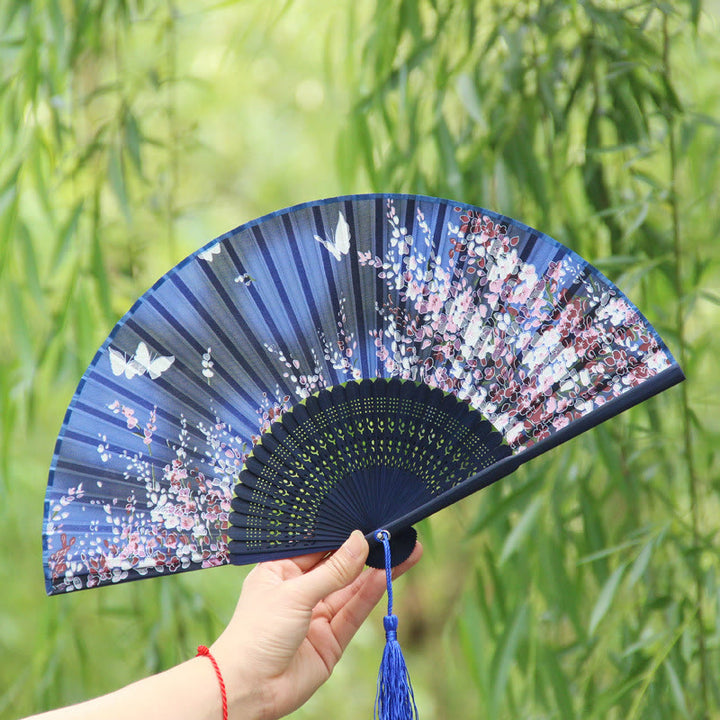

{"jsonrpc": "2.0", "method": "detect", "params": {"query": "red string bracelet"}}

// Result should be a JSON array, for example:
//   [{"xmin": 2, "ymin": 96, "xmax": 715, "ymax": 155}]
[{"xmin": 197, "ymin": 645, "xmax": 228, "ymax": 720}]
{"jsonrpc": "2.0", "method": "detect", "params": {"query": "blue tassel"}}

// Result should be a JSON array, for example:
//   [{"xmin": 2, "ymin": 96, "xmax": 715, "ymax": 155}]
[{"xmin": 374, "ymin": 530, "xmax": 418, "ymax": 720}]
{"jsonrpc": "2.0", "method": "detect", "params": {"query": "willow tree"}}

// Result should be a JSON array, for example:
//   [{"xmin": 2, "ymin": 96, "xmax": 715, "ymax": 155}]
[
  {"xmin": 1, "ymin": 1, "xmax": 718, "ymax": 719},
  {"xmin": 338, "ymin": 2, "xmax": 720, "ymax": 719}
]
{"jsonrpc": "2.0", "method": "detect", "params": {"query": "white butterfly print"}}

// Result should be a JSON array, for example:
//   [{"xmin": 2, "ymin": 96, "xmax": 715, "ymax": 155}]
[
  {"xmin": 313, "ymin": 211, "xmax": 350, "ymax": 261},
  {"xmin": 108, "ymin": 342, "xmax": 175, "ymax": 380},
  {"xmin": 108, "ymin": 347, "xmax": 143, "ymax": 379},
  {"xmin": 133, "ymin": 341, "xmax": 175, "ymax": 379},
  {"xmin": 197, "ymin": 244, "xmax": 221, "ymax": 262}
]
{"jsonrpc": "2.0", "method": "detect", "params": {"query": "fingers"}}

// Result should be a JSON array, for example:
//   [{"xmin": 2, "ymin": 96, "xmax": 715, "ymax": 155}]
[
  {"xmin": 288, "ymin": 530, "xmax": 369, "ymax": 608},
  {"xmin": 323, "ymin": 537, "xmax": 424, "ymax": 617},
  {"xmin": 329, "ymin": 540, "xmax": 423, "ymax": 651},
  {"xmin": 285, "ymin": 550, "xmax": 333, "ymax": 573}
]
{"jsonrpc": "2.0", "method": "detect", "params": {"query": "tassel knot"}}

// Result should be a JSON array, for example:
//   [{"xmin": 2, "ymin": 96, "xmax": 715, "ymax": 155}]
[{"xmin": 384, "ymin": 614, "xmax": 398, "ymax": 639}]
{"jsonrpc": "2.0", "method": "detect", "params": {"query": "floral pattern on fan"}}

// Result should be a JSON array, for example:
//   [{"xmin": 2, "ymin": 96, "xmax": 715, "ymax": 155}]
[
  {"xmin": 357, "ymin": 200, "xmax": 672, "ymax": 447},
  {"xmin": 259, "ymin": 198, "xmax": 672, "ymax": 448},
  {"xmin": 46, "ymin": 402, "xmax": 238, "ymax": 590},
  {"xmin": 263, "ymin": 298, "xmax": 364, "ymax": 396},
  {"xmin": 45, "ymin": 390, "xmax": 299, "ymax": 592}
]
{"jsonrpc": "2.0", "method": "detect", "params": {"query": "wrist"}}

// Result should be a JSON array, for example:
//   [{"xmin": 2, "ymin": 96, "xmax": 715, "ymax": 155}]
[{"xmin": 209, "ymin": 640, "xmax": 274, "ymax": 720}]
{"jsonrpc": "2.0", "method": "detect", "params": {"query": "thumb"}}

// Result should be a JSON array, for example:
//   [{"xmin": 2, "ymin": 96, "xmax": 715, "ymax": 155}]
[{"xmin": 291, "ymin": 530, "xmax": 369, "ymax": 607}]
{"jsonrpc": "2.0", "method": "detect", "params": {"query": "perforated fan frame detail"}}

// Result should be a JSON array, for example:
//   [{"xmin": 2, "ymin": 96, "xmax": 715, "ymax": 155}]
[{"xmin": 228, "ymin": 379, "xmax": 511, "ymax": 565}]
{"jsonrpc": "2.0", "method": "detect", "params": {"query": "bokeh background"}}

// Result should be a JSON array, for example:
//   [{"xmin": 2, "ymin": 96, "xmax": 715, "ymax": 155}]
[{"xmin": 1, "ymin": 1, "xmax": 719, "ymax": 718}]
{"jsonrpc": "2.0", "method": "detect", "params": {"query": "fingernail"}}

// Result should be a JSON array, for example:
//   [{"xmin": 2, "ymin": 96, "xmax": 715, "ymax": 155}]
[{"xmin": 344, "ymin": 529, "xmax": 366, "ymax": 559}]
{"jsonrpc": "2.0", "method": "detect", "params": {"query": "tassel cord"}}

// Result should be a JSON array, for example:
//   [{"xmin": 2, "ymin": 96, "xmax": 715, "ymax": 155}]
[
  {"xmin": 382, "ymin": 530, "xmax": 394, "ymax": 617},
  {"xmin": 374, "ymin": 529, "xmax": 418, "ymax": 720}
]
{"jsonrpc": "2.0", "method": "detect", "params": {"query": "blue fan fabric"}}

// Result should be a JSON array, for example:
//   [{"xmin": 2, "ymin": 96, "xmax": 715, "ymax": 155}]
[{"xmin": 43, "ymin": 194, "xmax": 682, "ymax": 594}]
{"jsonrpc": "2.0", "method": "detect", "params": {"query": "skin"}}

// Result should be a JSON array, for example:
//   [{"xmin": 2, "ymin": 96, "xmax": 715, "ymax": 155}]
[{"xmin": 24, "ymin": 530, "xmax": 422, "ymax": 720}]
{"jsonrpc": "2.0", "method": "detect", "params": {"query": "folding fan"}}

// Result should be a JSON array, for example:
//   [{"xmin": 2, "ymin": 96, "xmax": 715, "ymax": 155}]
[{"xmin": 43, "ymin": 194, "xmax": 683, "ymax": 595}]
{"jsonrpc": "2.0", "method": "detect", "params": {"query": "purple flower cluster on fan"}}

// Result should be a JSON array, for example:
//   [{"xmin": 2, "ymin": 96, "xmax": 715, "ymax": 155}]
[{"xmin": 358, "ymin": 200, "xmax": 672, "ymax": 449}]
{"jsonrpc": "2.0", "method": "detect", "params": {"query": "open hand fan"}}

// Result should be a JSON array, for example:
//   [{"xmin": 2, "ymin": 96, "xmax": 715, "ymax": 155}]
[{"xmin": 43, "ymin": 194, "xmax": 683, "ymax": 595}]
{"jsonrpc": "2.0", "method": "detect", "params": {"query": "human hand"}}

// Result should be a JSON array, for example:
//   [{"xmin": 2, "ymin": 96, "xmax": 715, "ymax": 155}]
[{"xmin": 210, "ymin": 530, "xmax": 422, "ymax": 720}]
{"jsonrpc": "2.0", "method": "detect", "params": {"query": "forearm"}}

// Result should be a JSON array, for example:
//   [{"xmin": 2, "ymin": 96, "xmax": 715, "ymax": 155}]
[{"xmin": 23, "ymin": 654, "xmax": 268, "ymax": 720}]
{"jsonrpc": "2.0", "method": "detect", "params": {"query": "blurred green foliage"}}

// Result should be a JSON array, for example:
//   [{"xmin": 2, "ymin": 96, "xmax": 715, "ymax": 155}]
[{"xmin": 1, "ymin": 1, "xmax": 719, "ymax": 719}]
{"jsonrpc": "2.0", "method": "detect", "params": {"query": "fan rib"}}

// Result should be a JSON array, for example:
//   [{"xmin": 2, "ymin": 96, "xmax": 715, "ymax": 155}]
[
  {"xmin": 84, "ymin": 371, "xmax": 216, "ymax": 441},
  {"xmin": 248, "ymin": 223, "xmax": 320, "ymax": 374},
  {"xmin": 372, "ymin": 198, "xmax": 386, "ymax": 376},
  {"xmin": 170, "ymin": 271, "xmax": 295, "ymax": 402},
  {"xmin": 342, "ymin": 199, "xmax": 371, "ymax": 379},
  {"xmin": 144, "ymin": 291, "xmax": 264, "ymax": 415},
  {"xmin": 278, "ymin": 213, "xmax": 327, "ymax": 362}
]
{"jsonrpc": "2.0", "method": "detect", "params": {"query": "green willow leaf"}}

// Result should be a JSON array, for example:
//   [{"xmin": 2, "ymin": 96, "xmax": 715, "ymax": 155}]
[
  {"xmin": 626, "ymin": 538, "xmax": 654, "ymax": 589},
  {"xmin": 540, "ymin": 644, "xmax": 576, "ymax": 720},
  {"xmin": 490, "ymin": 601, "xmax": 529, "ymax": 716},
  {"xmin": 499, "ymin": 495, "xmax": 544, "ymax": 566},
  {"xmin": 108, "ymin": 144, "xmax": 130, "ymax": 221},
  {"xmin": 588, "ymin": 562, "xmax": 626, "ymax": 635},
  {"xmin": 123, "ymin": 108, "xmax": 143, "ymax": 174},
  {"xmin": 51, "ymin": 200, "xmax": 84, "ymax": 269},
  {"xmin": 663, "ymin": 658, "xmax": 690, "ymax": 719},
  {"xmin": 468, "ymin": 474, "xmax": 538, "ymax": 535}
]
